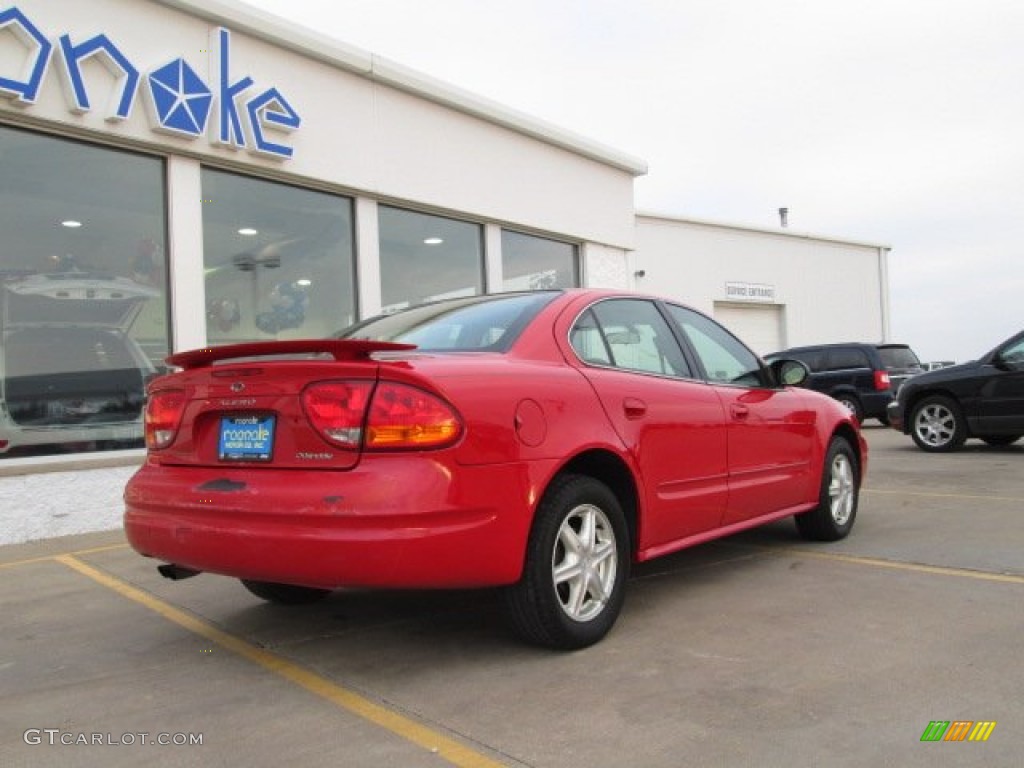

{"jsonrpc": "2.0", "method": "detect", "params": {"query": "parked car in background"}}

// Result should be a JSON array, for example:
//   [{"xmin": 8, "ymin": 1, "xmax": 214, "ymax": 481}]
[
  {"xmin": 764, "ymin": 342, "xmax": 924, "ymax": 423},
  {"xmin": 922, "ymin": 361, "xmax": 956, "ymax": 371},
  {"xmin": 125, "ymin": 289, "xmax": 865, "ymax": 649},
  {"xmin": 887, "ymin": 329, "xmax": 1024, "ymax": 452},
  {"xmin": 0, "ymin": 273, "xmax": 158, "ymax": 455}
]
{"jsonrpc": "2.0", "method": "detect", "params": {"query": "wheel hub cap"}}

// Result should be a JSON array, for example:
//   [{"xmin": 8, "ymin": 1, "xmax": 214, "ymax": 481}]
[
  {"xmin": 552, "ymin": 504, "xmax": 617, "ymax": 622},
  {"xmin": 915, "ymin": 405, "xmax": 954, "ymax": 446},
  {"xmin": 829, "ymin": 454, "xmax": 855, "ymax": 525}
]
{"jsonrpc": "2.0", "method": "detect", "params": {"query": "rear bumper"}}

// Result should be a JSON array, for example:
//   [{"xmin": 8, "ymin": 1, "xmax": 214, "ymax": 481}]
[
  {"xmin": 124, "ymin": 457, "xmax": 550, "ymax": 589},
  {"xmin": 858, "ymin": 392, "xmax": 893, "ymax": 419},
  {"xmin": 886, "ymin": 401, "xmax": 907, "ymax": 433}
]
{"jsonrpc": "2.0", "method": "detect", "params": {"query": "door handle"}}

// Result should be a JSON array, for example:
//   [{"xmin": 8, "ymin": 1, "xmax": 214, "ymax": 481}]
[
  {"xmin": 623, "ymin": 397, "xmax": 647, "ymax": 419},
  {"xmin": 730, "ymin": 403, "xmax": 749, "ymax": 420}
]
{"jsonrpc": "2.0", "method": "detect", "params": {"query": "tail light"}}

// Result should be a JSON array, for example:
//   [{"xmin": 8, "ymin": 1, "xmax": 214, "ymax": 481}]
[
  {"xmin": 874, "ymin": 371, "xmax": 891, "ymax": 391},
  {"xmin": 301, "ymin": 381, "xmax": 374, "ymax": 450},
  {"xmin": 365, "ymin": 382, "xmax": 463, "ymax": 449},
  {"xmin": 302, "ymin": 380, "xmax": 462, "ymax": 451},
  {"xmin": 145, "ymin": 389, "xmax": 186, "ymax": 450}
]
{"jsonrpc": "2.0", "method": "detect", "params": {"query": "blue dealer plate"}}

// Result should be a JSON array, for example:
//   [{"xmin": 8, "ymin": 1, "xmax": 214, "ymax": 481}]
[{"xmin": 218, "ymin": 415, "xmax": 275, "ymax": 461}]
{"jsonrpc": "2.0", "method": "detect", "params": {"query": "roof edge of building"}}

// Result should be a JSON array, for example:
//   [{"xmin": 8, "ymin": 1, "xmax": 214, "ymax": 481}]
[
  {"xmin": 636, "ymin": 210, "xmax": 892, "ymax": 251},
  {"xmin": 152, "ymin": 0, "xmax": 649, "ymax": 176}
]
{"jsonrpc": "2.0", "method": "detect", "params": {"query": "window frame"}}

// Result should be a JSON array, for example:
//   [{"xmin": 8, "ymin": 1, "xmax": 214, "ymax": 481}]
[
  {"xmin": 499, "ymin": 228, "xmax": 580, "ymax": 291},
  {"xmin": 661, "ymin": 302, "xmax": 773, "ymax": 389},
  {"xmin": 567, "ymin": 298, "xmax": 696, "ymax": 381},
  {"xmin": 199, "ymin": 165, "xmax": 357, "ymax": 345}
]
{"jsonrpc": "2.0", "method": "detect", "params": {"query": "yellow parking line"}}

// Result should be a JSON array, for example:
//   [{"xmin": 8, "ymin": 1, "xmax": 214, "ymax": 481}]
[
  {"xmin": 55, "ymin": 554, "xmax": 506, "ymax": 768},
  {"xmin": 772, "ymin": 548, "xmax": 1024, "ymax": 584},
  {"xmin": 0, "ymin": 542, "xmax": 127, "ymax": 570},
  {"xmin": 864, "ymin": 488, "xmax": 1024, "ymax": 504}
]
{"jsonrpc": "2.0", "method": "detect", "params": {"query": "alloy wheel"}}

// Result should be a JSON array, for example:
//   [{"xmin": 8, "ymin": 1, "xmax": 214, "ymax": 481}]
[
  {"xmin": 828, "ymin": 453, "xmax": 855, "ymax": 526},
  {"xmin": 552, "ymin": 503, "xmax": 618, "ymax": 622},
  {"xmin": 914, "ymin": 402, "xmax": 956, "ymax": 448}
]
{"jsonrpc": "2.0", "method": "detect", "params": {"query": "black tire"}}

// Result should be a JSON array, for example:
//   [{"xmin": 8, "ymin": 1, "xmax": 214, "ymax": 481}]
[
  {"xmin": 834, "ymin": 394, "xmax": 863, "ymax": 423},
  {"xmin": 910, "ymin": 395, "xmax": 967, "ymax": 452},
  {"xmin": 980, "ymin": 435, "xmax": 1022, "ymax": 447},
  {"xmin": 795, "ymin": 436, "xmax": 859, "ymax": 541},
  {"xmin": 241, "ymin": 580, "xmax": 331, "ymax": 605},
  {"xmin": 503, "ymin": 474, "xmax": 630, "ymax": 650}
]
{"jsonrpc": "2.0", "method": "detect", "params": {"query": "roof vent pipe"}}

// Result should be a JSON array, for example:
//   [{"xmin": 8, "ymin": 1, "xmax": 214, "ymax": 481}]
[{"xmin": 778, "ymin": 207, "xmax": 789, "ymax": 227}]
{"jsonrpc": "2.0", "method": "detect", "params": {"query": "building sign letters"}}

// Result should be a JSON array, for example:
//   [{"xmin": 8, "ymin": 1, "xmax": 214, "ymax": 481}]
[
  {"xmin": 725, "ymin": 281, "xmax": 776, "ymax": 303},
  {"xmin": 0, "ymin": 6, "xmax": 300, "ymax": 159}
]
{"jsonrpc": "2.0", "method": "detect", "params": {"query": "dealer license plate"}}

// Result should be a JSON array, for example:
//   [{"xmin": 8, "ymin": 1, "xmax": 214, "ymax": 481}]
[{"xmin": 218, "ymin": 414, "xmax": 275, "ymax": 461}]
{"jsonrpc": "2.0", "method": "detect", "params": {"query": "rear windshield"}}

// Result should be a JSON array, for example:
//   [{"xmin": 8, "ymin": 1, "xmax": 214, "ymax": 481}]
[
  {"xmin": 339, "ymin": 292, "xmax": 559, "ymax": 352},
  {"xmin": 4, "ymin": 327, "xmax": 138, "ymax": 377},
  {"xmin": 878, "ymin": 346, "xmax": 921, "ymax": 368}
]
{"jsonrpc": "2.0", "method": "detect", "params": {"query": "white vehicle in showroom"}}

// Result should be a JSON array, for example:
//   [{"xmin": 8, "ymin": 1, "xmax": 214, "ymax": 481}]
[{"xmin": 0, "ymin": 272, "xmax": 158, "ymax": 455}]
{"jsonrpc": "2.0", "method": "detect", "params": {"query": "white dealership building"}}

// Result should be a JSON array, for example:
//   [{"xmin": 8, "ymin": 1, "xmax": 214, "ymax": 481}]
[{"xmin": 0, "ymin": 0, "xmax": 889, "ymax": 541}]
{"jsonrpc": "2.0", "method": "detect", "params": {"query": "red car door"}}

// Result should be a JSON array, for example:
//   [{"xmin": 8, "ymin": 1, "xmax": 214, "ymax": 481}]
[
  {"xmin": 568, "ymin": 299, "xmax": 729, "ymax": 557},
  {"xmin": 664, "ymin": 304, "xmax": 816, "ymax": 523},
  {"xmin": 708, "ymin": 384, "xmax": 816, "ymax": 522}
]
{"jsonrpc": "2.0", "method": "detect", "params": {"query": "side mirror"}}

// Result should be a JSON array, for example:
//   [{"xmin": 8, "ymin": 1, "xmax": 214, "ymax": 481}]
[{"xmin": 770, "ymin": 358, "xmax": 810, "ymax": 387}]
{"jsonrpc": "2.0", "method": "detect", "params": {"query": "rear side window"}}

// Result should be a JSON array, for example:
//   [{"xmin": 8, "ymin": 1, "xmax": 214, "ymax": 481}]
[
  {"xmin": 827, "ymin": 348, "xmax": 870, "ymax": 370},
  {"xmin": 790, "ymin": 350, "xmax": 825, "ymax": 370},
  {"xmin": 877, "ymin": 346, "xmax": 921, "ymax": 368},
  {"xmin": 340, "ymin": 291, "xmax": 558, "ymax": 352},
  {"xmin": 582, "ymin": 299, "xmax": 691, "ymax": 377}
]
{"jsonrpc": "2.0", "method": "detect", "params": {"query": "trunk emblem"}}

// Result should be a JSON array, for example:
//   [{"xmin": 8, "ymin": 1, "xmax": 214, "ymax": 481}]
[{"xmin": 230, "ymin": 381, "xmax": 246, "ymax": 392}]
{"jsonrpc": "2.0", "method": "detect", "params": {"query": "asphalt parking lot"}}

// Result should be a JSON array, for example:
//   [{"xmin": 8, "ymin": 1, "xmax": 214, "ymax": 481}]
[{"xmin": 1, "ymin": 426, "xmax": 1021, "ymax": 767}]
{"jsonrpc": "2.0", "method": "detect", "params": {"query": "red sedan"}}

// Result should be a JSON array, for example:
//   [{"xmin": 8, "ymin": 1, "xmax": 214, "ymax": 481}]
[{"xmin": 125, "ymin": 290, "xmax": 865, "ymax": 649}]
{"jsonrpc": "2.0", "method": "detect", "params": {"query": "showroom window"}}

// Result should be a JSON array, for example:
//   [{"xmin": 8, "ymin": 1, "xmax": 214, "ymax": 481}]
[
  {"xmin": 501, "ymin": 229, "xmax": 579, "ymax": 290},
  {"xmin": 0, "ymin": 125, "xmax": 169, "ymax": 459},
  {"xmin": 201, "ymin": 168, "xmax": 355, "ymax": 343},
  {"xmin": 378, "ymin": 206, "xmax": 484, "ymax": 312}
]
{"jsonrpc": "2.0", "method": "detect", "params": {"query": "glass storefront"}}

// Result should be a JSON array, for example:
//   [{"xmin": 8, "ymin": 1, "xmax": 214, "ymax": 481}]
[
  {"xmin": 0, "ymin": 126, "xmax": 169, "ymax": 458},
  {"xmin": 0, "ymin": 127, "xmax": 585, "ymax": 463},
  {"xmin": 501, "ymin": 229, "xmax": 578, "ymax": 291},
  {"xmin": 201, "ymin": 168, "xmax": 356, "ymax": 343},
  {"xmin": 379, "ymin": 206, "xmax": 484, "ymax": 312}
]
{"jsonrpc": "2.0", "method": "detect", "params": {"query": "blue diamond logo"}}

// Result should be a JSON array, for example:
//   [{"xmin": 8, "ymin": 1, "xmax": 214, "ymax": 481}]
[{"xmin": 147, "ymin": 58, "xmax": 212, "ymax": 137}]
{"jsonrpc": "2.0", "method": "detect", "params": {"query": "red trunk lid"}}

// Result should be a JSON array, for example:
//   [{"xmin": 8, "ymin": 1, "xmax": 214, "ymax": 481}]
[{"xmin": 148, "ymin": 340, "xmax": 414, "ymax": 470}]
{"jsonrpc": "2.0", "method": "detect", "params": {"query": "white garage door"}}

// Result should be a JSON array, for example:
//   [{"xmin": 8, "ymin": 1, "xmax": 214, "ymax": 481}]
[{"xmin": 713, "ymin": 302, "xmax": 783, "ymax": 356}]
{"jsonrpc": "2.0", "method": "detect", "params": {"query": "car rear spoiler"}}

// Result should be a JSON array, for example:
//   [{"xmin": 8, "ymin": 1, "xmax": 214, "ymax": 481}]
[{"xmin": 167, "ymin": 340, "xmax": 417, "ymax": 370}]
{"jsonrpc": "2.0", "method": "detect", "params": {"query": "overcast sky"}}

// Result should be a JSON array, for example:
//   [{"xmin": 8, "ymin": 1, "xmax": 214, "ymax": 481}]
[{"xmin": 240, "ymin": 0, "xmax": 1023, "ymax": 363}]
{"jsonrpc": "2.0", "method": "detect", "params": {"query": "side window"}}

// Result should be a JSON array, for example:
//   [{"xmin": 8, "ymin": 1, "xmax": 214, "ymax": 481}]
[
  {"xmin": 1000, "ymin": 337, "xmax": 1024, "ymax": 367},
  {"xmin": 828, "ymin": 348, "xmax": 870, "ymax": 370},
  {"xmin": 569, "ymin": 310, "xmax": 612, "ymax": 365},
  {"xmin": 572, "ymin": 300, "xmax": 691, "ymax": 377},
  {"xmin": 800, "ymin": 350, "xmax": 825, "ymax": 371},
  {"xmin": 665, "ymin": 304, "xmax": 765, "ymax": 387}
]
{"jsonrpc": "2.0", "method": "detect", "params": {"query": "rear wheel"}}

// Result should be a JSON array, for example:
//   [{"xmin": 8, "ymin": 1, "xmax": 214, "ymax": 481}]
[
  {"xmin": 910, "ymin": 395, "xmax": 966, "ymax": 452},
  {"xmin": 795, "ymin": 436, "xmax": 859, "ymax": 541},
  {"xmin": 834, "ymin": 394, "xmax": 863, "ymax": 422},
  {"xmin": 504, "ymin": 474, "xmax": 629, "ymax": 650},
  {"xmin": 241, "ymin": 580, "xmax": 331, "ymax": 605}
]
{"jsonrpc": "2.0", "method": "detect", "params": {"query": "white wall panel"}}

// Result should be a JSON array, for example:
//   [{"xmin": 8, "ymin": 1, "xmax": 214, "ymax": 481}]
[
  {"xmin": 637, "ymin": 215, "xmax": 890, "ymax": 349},
  {"xmin": 1, "ymin": 0, "xmax": 639, "ymax": 250}
]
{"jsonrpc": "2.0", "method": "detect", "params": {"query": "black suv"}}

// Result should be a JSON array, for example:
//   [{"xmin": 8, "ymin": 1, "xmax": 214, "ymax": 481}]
[
  {"xmin": 887, "ymin": 329, "xmax": 1024, "ymax": 451},
  {"xmin": 765, "ymin": 342, "xmax": 924, "ymax": 423}
]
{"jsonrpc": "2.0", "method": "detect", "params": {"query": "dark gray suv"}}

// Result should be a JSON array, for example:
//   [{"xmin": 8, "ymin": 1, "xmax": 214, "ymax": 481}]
[{"xmin": 765, "ymin": 342, "xmax": 924, "ymax": 423}]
